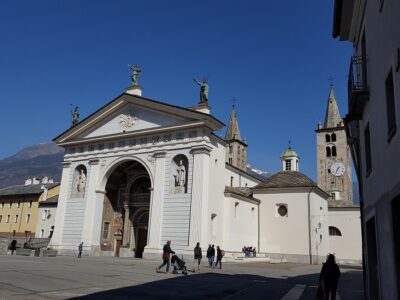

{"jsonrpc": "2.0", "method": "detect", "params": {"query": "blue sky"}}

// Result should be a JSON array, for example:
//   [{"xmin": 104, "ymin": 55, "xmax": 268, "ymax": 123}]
[{"xmin": 0, "ymin": 1, "xmax": 352, "ymax": 180}]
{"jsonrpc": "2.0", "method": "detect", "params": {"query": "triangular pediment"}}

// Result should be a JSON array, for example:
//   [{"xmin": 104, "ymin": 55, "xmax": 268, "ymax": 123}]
[{"xmin": 54, "ymin": 93, "xmax": 224, "ymax": 144}]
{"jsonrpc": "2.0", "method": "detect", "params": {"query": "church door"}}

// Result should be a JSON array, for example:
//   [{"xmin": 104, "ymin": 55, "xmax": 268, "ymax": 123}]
[{"xmin": 134, "ymin": 211, "xmax": 149, "ymax": 258}]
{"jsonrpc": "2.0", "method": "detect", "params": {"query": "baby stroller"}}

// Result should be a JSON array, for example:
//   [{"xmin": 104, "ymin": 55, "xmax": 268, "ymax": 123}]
[{"xmin": 171, "ymin": 254, "xmax": 188, "ymax": 275}]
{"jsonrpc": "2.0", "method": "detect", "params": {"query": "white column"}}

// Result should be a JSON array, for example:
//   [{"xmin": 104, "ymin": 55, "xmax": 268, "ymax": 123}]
[
  {"xmin": 189, "ymin": 146, "xmax": 212, "ymax": 248},
  {"xmin": 146, "ymin": 151, "xmax": 166, "ymax": 249},
  {"xmin": 49, "ymin": 161, "xmax": 72, "ymax": 248},
  {"xmin": 80, "ymin": 159, "xmax": 103, "ymax": 254}
]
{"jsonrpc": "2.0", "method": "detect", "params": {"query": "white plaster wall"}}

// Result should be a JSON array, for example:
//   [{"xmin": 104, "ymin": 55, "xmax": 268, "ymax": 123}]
[
  {"xmin": 256, "ymin": 188, "xmax": 328, "ymax": 263},
  {"xmin": 310, "ymin": 192, "xmax": 329, "ymax": 263},
  {"xmin": 207, "ymin": 138, "xmax": 227, "ymax": 248},
  {"xmin": 350, "ymin": 1, "xmax": 400, "ymax": 297},
  {"xmin": 222, "ymin": 196, "xmax": 258, "ymax": 252},
  {"xmin": 225, "ymin": 166, "xmax": 260, "ymax": 188},
  {"xmin": 36, "ymin": 206, "xmax": 57, "ymax": 238},
  {"xmin": 257, "ymin": 190, "xmax": 310, "ymax": 255},
  {"xmin": 328, "ymin": 208, "xmax": 362, "ymax": 262}
]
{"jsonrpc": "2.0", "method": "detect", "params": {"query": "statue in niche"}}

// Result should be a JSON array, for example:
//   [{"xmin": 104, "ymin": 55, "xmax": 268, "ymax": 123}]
[
  {"xmin": 175, "ymin": 160, "xmax": 186, "ymax": 193},
  {"xmin": 193, "ymin": 76, "xmax": 209, "ymax": 104},
  {"xmin": 77, "ymin": 169, "xmax": 86, "ymax": 193}
]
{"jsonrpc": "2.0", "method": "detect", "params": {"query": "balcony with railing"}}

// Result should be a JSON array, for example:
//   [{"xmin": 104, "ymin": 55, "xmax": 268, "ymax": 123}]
[{"xmin": 347, "ymin": 55, "xmax": 370, "ymax": 120}]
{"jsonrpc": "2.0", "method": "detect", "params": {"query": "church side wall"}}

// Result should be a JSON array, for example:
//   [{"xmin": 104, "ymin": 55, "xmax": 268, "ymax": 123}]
[
  {"xmin": 222, "ymin": 196, "xmax": 258, "ymax": 253},
  {"xmin": 225, "ymin": 167, "xmax": 259, "ymax": 188},
  {"xmin": 207, "ymin": 140, "xmax": 228, "ymax": 249},
  {"xmin": 310, "ymin": 192, "xmax": 329, "ymax": 264},
  {"xmin": 257, "ymin": 190, "xmax": 317, "ymax": 263},
  {"xmin": 328, "ymin": 208, "xmax": 362, "ymax": 263}
]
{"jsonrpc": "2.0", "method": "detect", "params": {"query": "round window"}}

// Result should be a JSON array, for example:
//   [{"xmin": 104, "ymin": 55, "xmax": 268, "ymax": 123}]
[{"xmin": 278, "ymin": 205, "xmax": 288, "ymax": 217}]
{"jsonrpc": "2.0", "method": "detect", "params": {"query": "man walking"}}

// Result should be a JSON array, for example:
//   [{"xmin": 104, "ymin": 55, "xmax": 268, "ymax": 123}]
[
  {"xmin": 193, "ymin": 242, "xmax": 202, "ymax": 272},
  {"xmin": 77, "ymin": 242, "xmax": 83, "ymax": 258},
  {"xmin": 156, "ymin": 240, "xmax": 175, "ymax": 274}
]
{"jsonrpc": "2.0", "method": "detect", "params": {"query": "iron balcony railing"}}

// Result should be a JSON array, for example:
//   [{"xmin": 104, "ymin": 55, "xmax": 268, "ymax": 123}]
[{"xmin": 347, "ymin": 55, "xmax": 369, "ymax": 118}]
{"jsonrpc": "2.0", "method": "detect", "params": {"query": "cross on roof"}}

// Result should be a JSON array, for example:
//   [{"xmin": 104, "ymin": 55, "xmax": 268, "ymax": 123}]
[
  {"xmin": 231, "ymin": 97, "xmax": 237, "ymax": 109},
  {"xmin": 328, "ymin": 76, "xmax": 335, "ymax": 87}
]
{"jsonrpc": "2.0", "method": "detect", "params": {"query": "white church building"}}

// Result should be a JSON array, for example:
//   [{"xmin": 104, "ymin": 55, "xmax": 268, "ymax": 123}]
[{"xmin": 50, "ymin": 75, "xmax": 362, "ymax": 264}]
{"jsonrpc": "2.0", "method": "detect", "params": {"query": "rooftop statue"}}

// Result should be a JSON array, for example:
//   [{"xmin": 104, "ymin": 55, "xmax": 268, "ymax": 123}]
[
  {"xmin": 128, "ymin": 64, "xmax": 141, "ymax": 86},
  {"xmin": 71, "ymin": 105, "xmax": 79, "ymax": 127},
  {"xmin": 193, "ymin": 76, "xmax": 209, "ymax": 104}
]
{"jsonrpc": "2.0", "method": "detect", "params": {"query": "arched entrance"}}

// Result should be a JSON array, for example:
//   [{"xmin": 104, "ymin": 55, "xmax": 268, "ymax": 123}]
[{"xmin": 100, "ymin": 160, "xmax": 151, "ymax": 258}]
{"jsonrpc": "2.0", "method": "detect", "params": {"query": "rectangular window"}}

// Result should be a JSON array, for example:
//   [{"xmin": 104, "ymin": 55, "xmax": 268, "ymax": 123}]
[
  {"xmin": 118, "ymin": 141, "xmax": 125, "ymax": 148},
  {"xmin": 98, "ymin": 144, "xmax": 104, "ymax": 151},
  {"xmin": 364, "ymin": 123, "xmax": 372, "ymax": 175},
  {"xmin": 26, "ymin": 214, "xmax": 31, "ymax": 223},
  {"xmin": 42, "ymin": 210, "xmax": 47, "ymax": 221},
  {"xmin": 0, "ymin": 215, "xmax": 2, "ymax": 223},
  {"xmin": 103, "ymin": 222, "xmax": 110, "ymax": 239},
  {"xmin": 331, "ymin": 192, "xmax": 336, "ymax": 200},
  {"xmin": 6, "ymin": 215, "xmax": 10, "ymax": 223},
  {"xmin": 109, "ymin": 143, "xmax": 115, "ymax": 150},
  {"xmin": 285, "ymin": 160, "xmax": 291, "ymax": 171},
  {"xmin": 14, "ymin": 215, "xmax": 18, "ymax": 223},
  {"xmin": 88, "ymin": 145, "xmax": 95, "ymax": 152},
  {"xmin": 385, "ymin": 70, "xmax": 397, "ymax": 140}
]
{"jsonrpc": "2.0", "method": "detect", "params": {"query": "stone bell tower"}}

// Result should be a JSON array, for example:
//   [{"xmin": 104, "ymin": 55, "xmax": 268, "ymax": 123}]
[
  {"xmin": 316, "ymin": 87, "xmax": 353, "ymax": 203},
  {"xmin": 225, "ymin": 105, "xmax": 247, "ymax": 171}
]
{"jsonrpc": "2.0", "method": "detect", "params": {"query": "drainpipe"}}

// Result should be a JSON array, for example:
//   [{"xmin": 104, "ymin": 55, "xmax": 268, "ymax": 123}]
[{"xmin": 307, "ymin": 186, "xmax": 314, "ymax": 264}]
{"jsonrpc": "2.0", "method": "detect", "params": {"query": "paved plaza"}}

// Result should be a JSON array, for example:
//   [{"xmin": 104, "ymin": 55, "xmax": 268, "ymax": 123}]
[{"xmin": 0, "ymin": 256, "xmax": 363, "ymax": 300}]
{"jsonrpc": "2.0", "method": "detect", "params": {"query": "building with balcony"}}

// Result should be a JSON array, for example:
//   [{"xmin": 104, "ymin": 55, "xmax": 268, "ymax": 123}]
[{"xmin": 333, "ymin": 0, "xmax": 400, "ymax": 298}]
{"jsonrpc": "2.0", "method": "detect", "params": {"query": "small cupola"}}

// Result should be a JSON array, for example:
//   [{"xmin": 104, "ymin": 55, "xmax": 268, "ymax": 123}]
[{"xmin": 280, "ymin": 145, "xmax": 300, "ymax": 172}]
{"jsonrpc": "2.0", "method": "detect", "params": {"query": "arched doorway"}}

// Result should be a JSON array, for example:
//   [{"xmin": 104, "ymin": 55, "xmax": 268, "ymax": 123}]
[{"xmin": 100, "ymin": 160, "xmax": 151, "ymax": 258}]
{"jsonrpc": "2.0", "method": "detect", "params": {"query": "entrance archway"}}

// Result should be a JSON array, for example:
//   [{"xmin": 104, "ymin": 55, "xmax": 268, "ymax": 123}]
[{"xmin": 99, "ymin": 160, "xmax": 151, "ymax": 258}]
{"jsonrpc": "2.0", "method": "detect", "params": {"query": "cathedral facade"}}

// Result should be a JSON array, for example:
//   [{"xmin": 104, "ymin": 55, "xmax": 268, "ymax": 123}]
[{"xmin": 50, "ymin": 78, "xmax": 361, "ymax": 264}]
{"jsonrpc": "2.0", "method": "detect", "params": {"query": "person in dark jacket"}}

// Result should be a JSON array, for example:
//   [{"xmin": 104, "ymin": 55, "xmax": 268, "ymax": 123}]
[
  {"xmin": 156, "ymin": 240, "xmax": 175, "ymax": 274},
  {"xmin": 209, "ymin": 245, "xmax": 216, "ymax": 268},
  {"xmin": 216, "ymin": 246, "xmax": 223, "ymax": 269},
  {"xmin": 319, "ymin": 254, "xmax": 341, "ymax": 300},
  {"xmin": 10, "ymin": 240, "xmax": 17, "ymax": 255},
  {"xmin": 206, "ymin": 244, "xmax": 212, "ymax": 267},
  {"xmin": 193, "ymin": 242, "xmax": 202, "ymax": 272}
]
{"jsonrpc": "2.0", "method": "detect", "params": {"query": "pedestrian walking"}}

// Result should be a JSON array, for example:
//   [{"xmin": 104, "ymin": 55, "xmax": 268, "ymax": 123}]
[
  {"xmin": 318, "ymin": 254, "xmax": 341, "ymax": 300},
  {"xmin": 10, "ymin": 240, "xmax": 17, "ymax": 255},
  {"xmin": 77, "ymin": 242, "xmax": 83, "ymax": 258},
  {"xmin": 210, "ymin": 245, "xmax": 216, "ymax": 268},
  {"xmin": 156, "ymin": 240, "xmax": 175, "ymax": 274},
  {"xmin": 193, "ymin": 242, "xmax": 202, "ymax": 272},
  {"xmin": 206, "ymin": 244, "xmax": 212, "ymax": 267},
  {"xmin": 216, "ymin": 246, "xmax": 223, "ymax": 269}
]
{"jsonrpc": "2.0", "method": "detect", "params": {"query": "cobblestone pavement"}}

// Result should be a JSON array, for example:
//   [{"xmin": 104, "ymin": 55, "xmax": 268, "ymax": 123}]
[{"xmin": 0, "ymin": 256, "xmax": 363, "ymax": 300}]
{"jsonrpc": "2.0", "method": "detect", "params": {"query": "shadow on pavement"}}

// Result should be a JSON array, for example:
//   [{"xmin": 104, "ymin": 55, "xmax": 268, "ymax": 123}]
[{"xmin": 69, "ymin": 269, "xmax": 364, "ymax": 300}]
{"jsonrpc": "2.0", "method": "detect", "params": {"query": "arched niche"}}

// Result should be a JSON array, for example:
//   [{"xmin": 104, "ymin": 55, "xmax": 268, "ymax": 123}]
[
  {"xmin": 172, "ymin": 154, "xmax": 189, "ymax": 194},
  {"xmin": 71, "ymin": 164, "xmax": 87, "ymax": 198}
]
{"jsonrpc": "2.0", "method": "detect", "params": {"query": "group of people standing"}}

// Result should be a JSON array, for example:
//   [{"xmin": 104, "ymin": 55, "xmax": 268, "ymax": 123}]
[
  {"xmin": 156, "ymin": 241, "xmax": 225, "ymax": 274},
  {"xmin": 206, "ymin": 244, "xmax": 224, "ymax": 269},
  {"xmin": 242, "ymin": 245, "xmax": 256, "ymax": 257}
]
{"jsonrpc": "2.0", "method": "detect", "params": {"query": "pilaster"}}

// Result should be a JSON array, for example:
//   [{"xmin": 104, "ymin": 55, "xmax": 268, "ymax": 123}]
[
  {"xmin": 189, "ymin": 145, "xmax": 212, "ymax": 248},
  {"xmin": 146, "ymin": 151, "xmax": 167, "ymax": 250},
  {"xmin": 49, "ymin": 161, "xmax": 71, "ymax": 247},
  {"xmin": 81, "ymin": 159, "xmax": 103, "ymax": 253}
]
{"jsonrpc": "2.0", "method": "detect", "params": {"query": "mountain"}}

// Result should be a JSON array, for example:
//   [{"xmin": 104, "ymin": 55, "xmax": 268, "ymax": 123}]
[{"xmin": 0, "ymin": 143, "xmax": 64, "ymax": 188}]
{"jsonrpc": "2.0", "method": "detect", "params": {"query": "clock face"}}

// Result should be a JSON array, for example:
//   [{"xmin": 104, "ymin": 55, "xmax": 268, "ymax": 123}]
[{"xmin": 330, "ymin": 162, "xmax": 345, "ymax": 177}]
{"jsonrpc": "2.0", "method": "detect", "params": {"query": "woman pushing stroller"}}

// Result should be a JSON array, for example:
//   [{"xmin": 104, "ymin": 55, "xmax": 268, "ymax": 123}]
[{"xmin": 156, "ymin": 240, "xmax": 175, "ymax": 274}]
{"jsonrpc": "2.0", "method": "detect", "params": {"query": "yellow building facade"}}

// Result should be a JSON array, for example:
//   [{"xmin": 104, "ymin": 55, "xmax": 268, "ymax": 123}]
[{"xmin": 0, "ymin": 181, "xmax": 59, "ymax": 238}]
